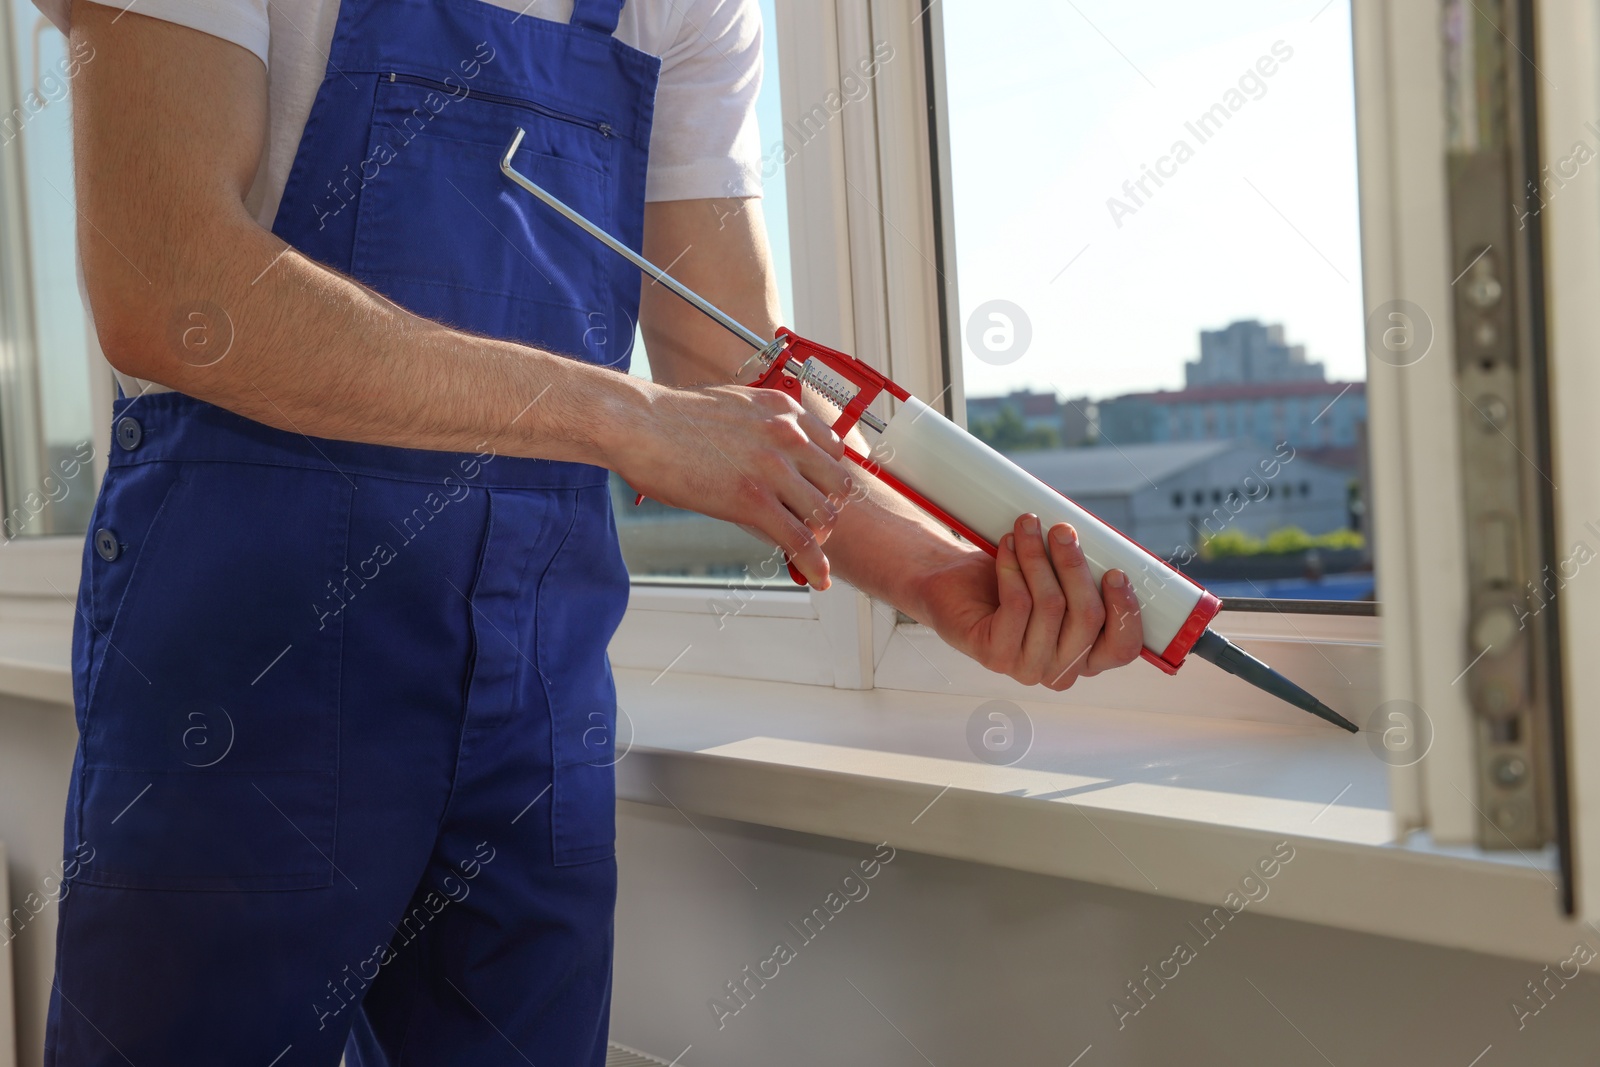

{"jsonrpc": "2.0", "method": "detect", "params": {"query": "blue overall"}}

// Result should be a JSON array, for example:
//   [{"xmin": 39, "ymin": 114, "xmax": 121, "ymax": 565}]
[{"xmin": 45, "ymin": 2, "xmax": 657, "ymax": 1063}]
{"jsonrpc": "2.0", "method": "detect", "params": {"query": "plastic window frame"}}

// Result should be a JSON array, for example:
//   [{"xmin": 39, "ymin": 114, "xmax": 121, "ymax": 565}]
[
  {"xmin": 1538, "ymin": 0, "xmax": 1600, "ymax": 926},
  {"xmin": 612, "ymin": 0, "xmax": 1386, "ymax": 738},
  {"xmin": 0, "ymin": 8, "xmax": 104, "ymax": 602}
]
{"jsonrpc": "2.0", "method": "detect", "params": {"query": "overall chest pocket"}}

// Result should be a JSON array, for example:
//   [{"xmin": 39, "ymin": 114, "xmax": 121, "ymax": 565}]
[
  {"xmin": 72, "ymin": 461, "xmax": 352, "ymax": 892},
  {"xmin": 350, "ymin": 73, "xmax": 619, "ymax": 358}
]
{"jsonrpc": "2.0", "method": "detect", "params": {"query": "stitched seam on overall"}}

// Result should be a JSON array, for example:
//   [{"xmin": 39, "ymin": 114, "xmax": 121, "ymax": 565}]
[
  {"xmin": 368, "ymin": 119, "xmax": 612, "ymax": 168},
  {"xmin": 531, "ymin": 488, "xmax": 583, "ymax": 855},
  {"xmin": 349, "ymin": 72, "xmax": 391, "ymax": 291},
  {"xmin": 433, "ymin": 488, "xmax": 496, "ymax": 838},
  {"xmin": 511, "ymin": 491, "xmax": 569, "ymax": 714}
]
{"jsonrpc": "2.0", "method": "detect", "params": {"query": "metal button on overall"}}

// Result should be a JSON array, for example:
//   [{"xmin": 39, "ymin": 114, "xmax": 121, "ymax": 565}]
[
  {"xmin": 115, "ymin": 416, "xmax": 142, "ymax": 451},
  {"xmin": 93, "ymin": 528, "xmax": 120, "ymax": 562}
]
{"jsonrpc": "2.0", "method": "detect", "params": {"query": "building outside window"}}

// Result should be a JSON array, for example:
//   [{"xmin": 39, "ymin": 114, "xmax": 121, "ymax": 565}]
[{"xmin": 947, "ymin": 3, "xmax": 1370, "ymax": 603}]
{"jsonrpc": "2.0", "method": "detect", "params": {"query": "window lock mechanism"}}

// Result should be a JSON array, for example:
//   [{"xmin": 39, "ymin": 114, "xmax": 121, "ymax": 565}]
[{"xmin": 1443, "ymin": 0, "xmax": 1565, "ymax": 853}]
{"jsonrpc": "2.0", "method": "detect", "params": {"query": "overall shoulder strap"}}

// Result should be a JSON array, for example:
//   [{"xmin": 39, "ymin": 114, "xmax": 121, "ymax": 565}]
[{"xmin": 571, "ymin": 0, "xmax": 625, "ymax": 35}]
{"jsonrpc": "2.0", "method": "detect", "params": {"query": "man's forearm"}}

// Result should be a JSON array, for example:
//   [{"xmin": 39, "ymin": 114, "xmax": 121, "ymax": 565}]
[
  {"xmin": 73, "ymin": 6, "xmax": 651, "ymax": 469},
  {"xmin": 813, "ymin": 439, "xmax": 978, "ymax": 621},
  {"xmin": 92, "ymin": 214, "xmax": 651, "ymax": 468}
]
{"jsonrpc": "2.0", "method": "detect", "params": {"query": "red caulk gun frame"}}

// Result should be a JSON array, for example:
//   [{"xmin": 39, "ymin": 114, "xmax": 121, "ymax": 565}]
[{"xmin": 498, "ymin": 127, "xmax": 1222, "ymax": 679}]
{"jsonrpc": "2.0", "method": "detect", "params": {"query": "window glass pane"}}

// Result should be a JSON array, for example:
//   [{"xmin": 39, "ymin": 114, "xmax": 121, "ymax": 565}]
[
  {"xmin": 4, "ymin": 8, "xmax": 96, "ymax": 538},
  {"xmin": 614, "ymin": 0, "xmax": 796, "ymax": 584},
  {"xmin": 944, "ymin": 1, "xmax": 1373, "ymax": 604}
]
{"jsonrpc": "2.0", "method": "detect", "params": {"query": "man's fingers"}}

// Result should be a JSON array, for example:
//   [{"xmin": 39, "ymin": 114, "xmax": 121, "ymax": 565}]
[
  {"xmin": 796, "ymin": 410, "xmax": 848, "ymax": 460},
  {"xmin": 1043, "ymin": 523, "xmax": 1104, "ymax": 688},
  {"xmin": 987, "ymin": 531, "xmax": 1033, "ymax": 668},
  {"xmin": 773, "ymin": 471, "xmax": 842, "ymax": 546},
  {"xmin": 1012, "ymin": 516, "xmax": 1068, "ymax": 684},
  {"xmin": 762, "ymin": 501, "xmax": 830, "ymax": 588},
  {"xmin": 1083, "ymin": 570, "xmax": 1144, "ymax": 675},
  {"xmin": 795, "ymin": 443, "xmax": 855, "ymax": 509},
  {"xmin": 751, "ymin": 392, "xmax": 851, "ymax": 501},
  {"xmin": 1049, "ymin": 523, "xmax": 1102, "ymax": 616}
]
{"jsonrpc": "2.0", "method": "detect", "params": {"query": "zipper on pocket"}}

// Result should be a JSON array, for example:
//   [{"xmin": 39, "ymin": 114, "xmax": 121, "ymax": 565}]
[{"xmin": 386, "ymin": 72, "xmax": 613, "ymax": 138}]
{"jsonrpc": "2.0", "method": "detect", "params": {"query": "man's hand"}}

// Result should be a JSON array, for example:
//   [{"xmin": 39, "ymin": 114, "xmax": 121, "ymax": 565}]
[
  {"xmin": 616, "ymin": 383, "xmax": 853, "ymax": 588},
  {"xmin": 908, "ymin": 515, "xmax": 1145, "ymax": 690}
]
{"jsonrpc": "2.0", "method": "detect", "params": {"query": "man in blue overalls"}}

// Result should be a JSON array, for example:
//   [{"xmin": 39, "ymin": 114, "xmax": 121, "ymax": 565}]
[{"xmin": 40, "ymin": 0, "xmax": 1146, "ymax": 1062}]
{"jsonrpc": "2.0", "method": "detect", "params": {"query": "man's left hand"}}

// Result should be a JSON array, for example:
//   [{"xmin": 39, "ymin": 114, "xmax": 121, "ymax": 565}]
[{"xmin": 912, "ymin": 514, "xmax": 1145, "ymax": 690}]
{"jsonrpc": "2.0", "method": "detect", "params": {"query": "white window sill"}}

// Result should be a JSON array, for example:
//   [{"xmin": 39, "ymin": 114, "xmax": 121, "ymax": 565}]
[
  {"xmin": 0, "ymin": 598, "xmax": 1570, "ymax": 967},
  {"xmin": 0, "ymin": 598, "xmax": 73, "ymax": 706},
  {"xmin": 613, "ymin": 666, "xmax": 1572, "ymax": 968},
  {"xmin": 0, "ymin": 536, "xmax": 83, "ymax": 705}
]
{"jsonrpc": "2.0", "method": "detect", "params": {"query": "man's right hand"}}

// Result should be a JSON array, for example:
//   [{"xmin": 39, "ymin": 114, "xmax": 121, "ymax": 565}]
[{"xmin": 608, "ymin": 382, "xmax": 855, "ymax": 588}]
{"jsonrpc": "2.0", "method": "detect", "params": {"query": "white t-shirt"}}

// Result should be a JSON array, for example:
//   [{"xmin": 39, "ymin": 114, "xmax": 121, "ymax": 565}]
[{"xmin": 35, "ymin": 0, "xmax": 765, "ymax": 230}]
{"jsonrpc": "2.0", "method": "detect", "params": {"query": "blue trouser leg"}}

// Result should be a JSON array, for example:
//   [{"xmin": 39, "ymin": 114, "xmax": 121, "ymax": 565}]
[{"xmin": 47, "ymin": 396, "xmax": 626, "ymax": 1066}]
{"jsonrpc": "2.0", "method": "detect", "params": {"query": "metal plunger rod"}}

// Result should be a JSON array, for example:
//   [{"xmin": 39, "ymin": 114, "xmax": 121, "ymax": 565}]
[
  {"xmin": 503, "ymin": 129, "xmax": 888, "ymax": 432},
  {"xmin": 501, "ymin": 128, "xmax": 769, "ymax": 351}
]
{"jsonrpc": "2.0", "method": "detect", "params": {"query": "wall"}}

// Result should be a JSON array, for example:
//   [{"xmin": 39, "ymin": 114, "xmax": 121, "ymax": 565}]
[
  {"xmin": 612, "ymin": 801, "xmax": 1600, "ymax": 1067},
  {"xmin": 0, "ymin": 694, "xmax": 77, "ymax": 1067},
  {"xmin": 5, "ymin": 702, "xmax": 1598, "ymax": 1067}
]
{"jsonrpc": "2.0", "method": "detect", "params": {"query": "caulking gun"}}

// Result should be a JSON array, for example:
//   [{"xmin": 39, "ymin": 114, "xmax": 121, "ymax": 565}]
[{"xmin": 500, "ymin": 128, "xmax": 1358, "ymax": 732}]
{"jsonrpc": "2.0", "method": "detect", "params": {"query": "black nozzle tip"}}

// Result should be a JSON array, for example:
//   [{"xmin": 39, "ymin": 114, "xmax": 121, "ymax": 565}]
[
  {"xmin": 1190, "ymin": 629, "xmax": 1359, "ymax": 733},
  {"xmin": 1319, "ymin": 704, "xmax": 1361, "ymax": 734}
]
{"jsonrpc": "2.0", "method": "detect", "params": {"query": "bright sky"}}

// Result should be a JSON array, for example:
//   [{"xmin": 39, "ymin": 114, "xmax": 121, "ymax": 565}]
[
  {"xmin": 754, "ymin": 0, "xmax": 795, "ymax": 325},
  {"xmin": 941, "ymin": 0, "xmax": 1366, "ymax": 401}
]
